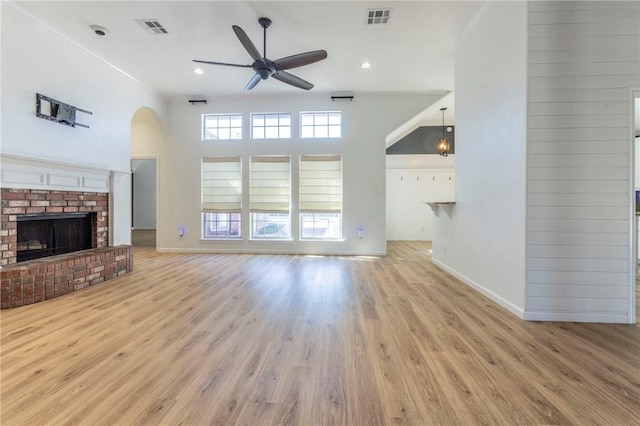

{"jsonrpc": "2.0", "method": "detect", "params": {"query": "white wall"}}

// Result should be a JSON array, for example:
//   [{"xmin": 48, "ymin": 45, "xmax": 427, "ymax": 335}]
[
  {"xmin": 635, "ymin": 97, "xmax": 640, "ymax": 189},
  {"xmin": 385, "ymin": 155, "xmax": 455, "ymax": 241},
  {"xmin": 1, "ymin": 3, "xmax": 164, "ymax": 245},
  {"xmin": 526, "ymin": 1, "xmax": 640, "ymax": 323},
  {"xmin": 152, "ymin": 92, "xmax": 440, "ymax": 255},
  {"xmin": 132, "ymin": 159, "xmax": 157, "ymax": 230},
  {"xmin": 131, "ymin": 107, "xmax": 164, "ymax": 158},
  {"xmin": 432, "ymin": 2, "xmax": 528, "ymax": 317}
]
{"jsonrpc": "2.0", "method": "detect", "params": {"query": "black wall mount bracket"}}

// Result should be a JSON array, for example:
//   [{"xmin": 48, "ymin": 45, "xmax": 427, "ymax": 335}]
[{"xmin": 36, "ymin": 93, "xmax": 92, "ymax": 128}]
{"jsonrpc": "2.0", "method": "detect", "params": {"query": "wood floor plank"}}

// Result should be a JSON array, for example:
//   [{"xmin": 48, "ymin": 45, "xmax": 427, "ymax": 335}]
[{"xmin": 1, "ymin": 242, "xmax": 638, "ymax": 425}]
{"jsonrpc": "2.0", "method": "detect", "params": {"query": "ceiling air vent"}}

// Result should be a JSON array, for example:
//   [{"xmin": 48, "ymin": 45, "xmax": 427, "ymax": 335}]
[
  {"xmin": 135, "ymin": 19, "xmax": 169, "ymax": 35},
  {"xmin": 366, "ymin": 9, "xmax": 390, "ymax": 25}
]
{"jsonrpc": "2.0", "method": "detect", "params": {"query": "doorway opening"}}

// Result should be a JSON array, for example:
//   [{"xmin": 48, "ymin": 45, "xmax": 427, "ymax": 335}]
[{"xmin": 131, "ymin": 158, "xmax": 157, "ymax": 248}]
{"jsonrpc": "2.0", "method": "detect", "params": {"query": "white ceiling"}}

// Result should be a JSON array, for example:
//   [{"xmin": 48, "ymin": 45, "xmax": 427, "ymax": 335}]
[{"xmin": 15, "ymin": 1, "xmax": 486, "ymax": 98}]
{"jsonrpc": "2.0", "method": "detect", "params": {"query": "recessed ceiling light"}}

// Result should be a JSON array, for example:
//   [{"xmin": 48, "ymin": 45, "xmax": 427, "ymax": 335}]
[
  {"xmin": 193, "ymin": 67, "xmax": 204, "ymax": 75},
  {"xmin": 361, "ymin": 62, "xmax": 371, "ymax": 69},
  {"xmin": 90, "ymin": 25, "xmax": 109, "ymax": 36}
]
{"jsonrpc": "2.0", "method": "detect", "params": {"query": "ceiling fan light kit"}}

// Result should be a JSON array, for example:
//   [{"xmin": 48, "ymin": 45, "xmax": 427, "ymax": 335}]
[{"xmin": 193, "ymin": 17, "xmax": 327, "ymax": 91}]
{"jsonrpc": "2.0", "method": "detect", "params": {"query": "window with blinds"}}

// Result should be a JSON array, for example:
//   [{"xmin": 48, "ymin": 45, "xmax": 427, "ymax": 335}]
[
  {"xmin": 250, "ymin": 156, "xmax": 291, "ymax": 239},
  {"xmin": 299, "ymin": 155, "xmax": 342, "ymax": 213},
  {"xmin": 299, "ymin": 155, "xmax": 342, "ymax": 240},
  {"xmin": 201, "ymin": 157, "xmax": 242, "ymax": 238}
]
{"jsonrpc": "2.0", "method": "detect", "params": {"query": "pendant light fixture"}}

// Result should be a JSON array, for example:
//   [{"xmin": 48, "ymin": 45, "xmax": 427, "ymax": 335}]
[{"xmin": 438, "ymin": 107, "xmax": 450, "ymax": 157}]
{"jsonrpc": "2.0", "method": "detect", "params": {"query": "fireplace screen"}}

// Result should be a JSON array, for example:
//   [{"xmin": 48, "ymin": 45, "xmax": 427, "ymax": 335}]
[{"xmin": 17, "ymin": 212, "xmax": 95, "ymax": 262}]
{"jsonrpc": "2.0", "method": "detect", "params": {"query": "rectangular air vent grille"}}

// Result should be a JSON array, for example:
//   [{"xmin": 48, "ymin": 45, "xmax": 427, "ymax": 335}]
[
  {"xmin": 135, "ymin": 19, "xmax": 168, "ymax": 35},
  {"xmin": 366, "ymin": 9, "xmax": 390, "ymax": 25}
]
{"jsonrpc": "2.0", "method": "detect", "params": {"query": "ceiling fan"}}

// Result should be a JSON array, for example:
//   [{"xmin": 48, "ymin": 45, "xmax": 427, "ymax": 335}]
[{"xmin": 193, "ymin": 17, "xmax": 327, "ymax": 91}]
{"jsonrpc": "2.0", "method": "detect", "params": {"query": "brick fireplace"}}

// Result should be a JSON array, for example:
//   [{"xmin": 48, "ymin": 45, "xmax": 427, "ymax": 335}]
[
  {"xmin": 1, "ymin": 188, "xmax": 109, "ymax": 265},
  {"xmin": 1, "ymin": 188, "xmax": 132, "ymax": 309}
]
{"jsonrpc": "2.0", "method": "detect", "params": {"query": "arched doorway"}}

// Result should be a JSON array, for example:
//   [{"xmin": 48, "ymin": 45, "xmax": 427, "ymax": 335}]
[{"xmin": 131, "ymin": 107, "xmax": 164, "ymax": 249}]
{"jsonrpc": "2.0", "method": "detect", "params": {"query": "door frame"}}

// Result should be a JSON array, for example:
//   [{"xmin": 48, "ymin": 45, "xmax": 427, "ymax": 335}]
[{"xmin": 628, "ymin": 89, "xmax": 639, "ymax": 324}]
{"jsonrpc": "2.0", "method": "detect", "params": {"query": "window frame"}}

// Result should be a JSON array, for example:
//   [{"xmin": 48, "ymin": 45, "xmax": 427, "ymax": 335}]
[
  {"xmin": 299, "ymin": 111, "xmax": 342, "ymax": 139},
  {"xmin": 202, "ymin": 212, "xmax": 242, "ymax": 239},
  {"xmin": 250, "ymin": 212, "xmax": 291, "ymax": 240},
  {"xmin": 202, "ymin": 113, "xmax": 243, "ymax": 141},
  {"xmin": 300, "ymin": 212, "xmax": 343, "ymax": 241},
  {"xmin": 250, "ymin": 112, "xmax": 292, "ymax": 140}
]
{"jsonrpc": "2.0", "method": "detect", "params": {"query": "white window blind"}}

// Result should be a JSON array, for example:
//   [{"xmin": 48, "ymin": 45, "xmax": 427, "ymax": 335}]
[
  {"xmin": 202, "ymin": 157, "xmax": 242, "ymax": 212},
  {"xmin": 299, "ymin": 155, "xmax": 342, "ymax": 213},
  {"xmin": 250, "ymin": 156, "xmax": 291, "ymax": 213}
]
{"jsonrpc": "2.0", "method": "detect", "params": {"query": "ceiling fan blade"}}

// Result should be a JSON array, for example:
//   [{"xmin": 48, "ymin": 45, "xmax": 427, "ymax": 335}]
[
  {"xmin": 244, "ymin": 73, "xmax": 262, "ymax": 91},
  {"xmin": 272, "ymin": 71, "xmax": 314, "ymax": 90},
  {"xmin": 274, "ymin": 50, "xmax": 328, "ymax": 71},
  {"xmin": 193, "ymin": 59, "xmax": 252, "ymax": 68},
  {"xmin": 232, "ymin": 25, "xmax": 263, "ymax": 61}
]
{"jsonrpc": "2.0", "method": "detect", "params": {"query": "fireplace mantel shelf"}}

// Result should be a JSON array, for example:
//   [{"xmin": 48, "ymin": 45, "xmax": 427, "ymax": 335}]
[
  {"xmin": 0, "ymin": 153, "xmax": 129, "ymax": 175},
  {"xmin": 0, "ymin": 153, "xmax": 130, "ymax": 194}
]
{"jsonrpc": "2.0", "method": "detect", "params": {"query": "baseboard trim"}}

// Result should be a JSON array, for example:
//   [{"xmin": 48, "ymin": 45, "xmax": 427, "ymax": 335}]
[
  {"xmin": 431, "ymin": 258, "xmax": 525, "ymax": 320},
  {"xmin": 523, "ymin": 311, "xmax": 632, "ymax": 324},
  {"xmin": 157, "ymin": 247, "xmax": 388, "ymax": 257}
]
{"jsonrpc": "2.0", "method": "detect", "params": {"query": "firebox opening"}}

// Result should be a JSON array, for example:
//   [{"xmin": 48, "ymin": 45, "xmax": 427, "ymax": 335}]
[{"xmin": 17, "ymin": 212, "xmax": 96, "ymax": 262}]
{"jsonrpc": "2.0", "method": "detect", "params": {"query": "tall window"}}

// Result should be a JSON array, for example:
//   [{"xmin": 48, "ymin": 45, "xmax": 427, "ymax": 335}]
[
  {"xmin": 203, "ymin": 114, "xmax": 243, "ymax": 140},
  {"xmin": 300, "ymin": 111, "xmax": 342, "ymax": 139},
  {"xmin": 299, "ymin": 155, "xmax": 342, "ymax": 239},
  {"xmin": 251, "ymin": 113, "xmax": 291, "ymax": 139},
  {"xmin": 202, "ymin": 157, "xmax": 242, "ymax": 238},
  {"xmin": 250, "ymin": 156, "xmax": 291, "ymax": 239}
]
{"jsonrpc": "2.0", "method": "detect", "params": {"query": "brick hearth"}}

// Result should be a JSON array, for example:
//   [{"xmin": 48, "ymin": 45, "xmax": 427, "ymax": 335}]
[
  {"xmin": 0, "ymin": 188, "xmax": 132, "ymax": 309},
  {"xmin": 0, "ymin": 246, "xmax": 132, "ymax": 309}
]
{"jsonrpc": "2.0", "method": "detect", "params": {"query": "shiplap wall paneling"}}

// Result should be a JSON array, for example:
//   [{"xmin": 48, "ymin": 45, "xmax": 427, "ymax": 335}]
[{"xmin": 526, "ymin": 1, "xmax": 640, "ymax": 323}]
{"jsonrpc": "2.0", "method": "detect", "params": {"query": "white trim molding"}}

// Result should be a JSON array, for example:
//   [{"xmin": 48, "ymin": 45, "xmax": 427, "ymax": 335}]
[
  {"xmin": 431, "ymin": 258, "xmax": 526, "ymax": 319},
  {"xmin": 0, "ymin": 153, "xmax": 116, "ymax": 192}
]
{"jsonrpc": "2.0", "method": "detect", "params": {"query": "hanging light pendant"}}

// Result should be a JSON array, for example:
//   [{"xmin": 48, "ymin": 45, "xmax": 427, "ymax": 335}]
[{"xmin": 438, "ymin": 107, "xmax": 449, "ymax": 157}]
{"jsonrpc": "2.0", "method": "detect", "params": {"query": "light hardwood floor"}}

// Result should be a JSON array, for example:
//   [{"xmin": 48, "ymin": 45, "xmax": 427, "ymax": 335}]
[
  {"xmin": 1, "ymin": 242, "xmax": 638, "ymax": 425},
  {"xmin": 131, "ymin": 229, "xmax": 156, "ymax": 248}
]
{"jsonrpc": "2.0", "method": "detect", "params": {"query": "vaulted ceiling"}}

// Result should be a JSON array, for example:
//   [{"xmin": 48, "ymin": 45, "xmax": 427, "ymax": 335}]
[{"xmin": 14, "ymin": 1, "xmax": 486, "ymax": 98}]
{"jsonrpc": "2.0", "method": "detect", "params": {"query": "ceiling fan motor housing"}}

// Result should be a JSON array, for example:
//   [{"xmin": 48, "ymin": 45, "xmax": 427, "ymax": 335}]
[
  {"xmin": 254, "ymin": 59, "xmax": 276, "ymax": 79},
  {"xmin": 258, "ymin": 17, "xmax": 272, "ymax": 29}
]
